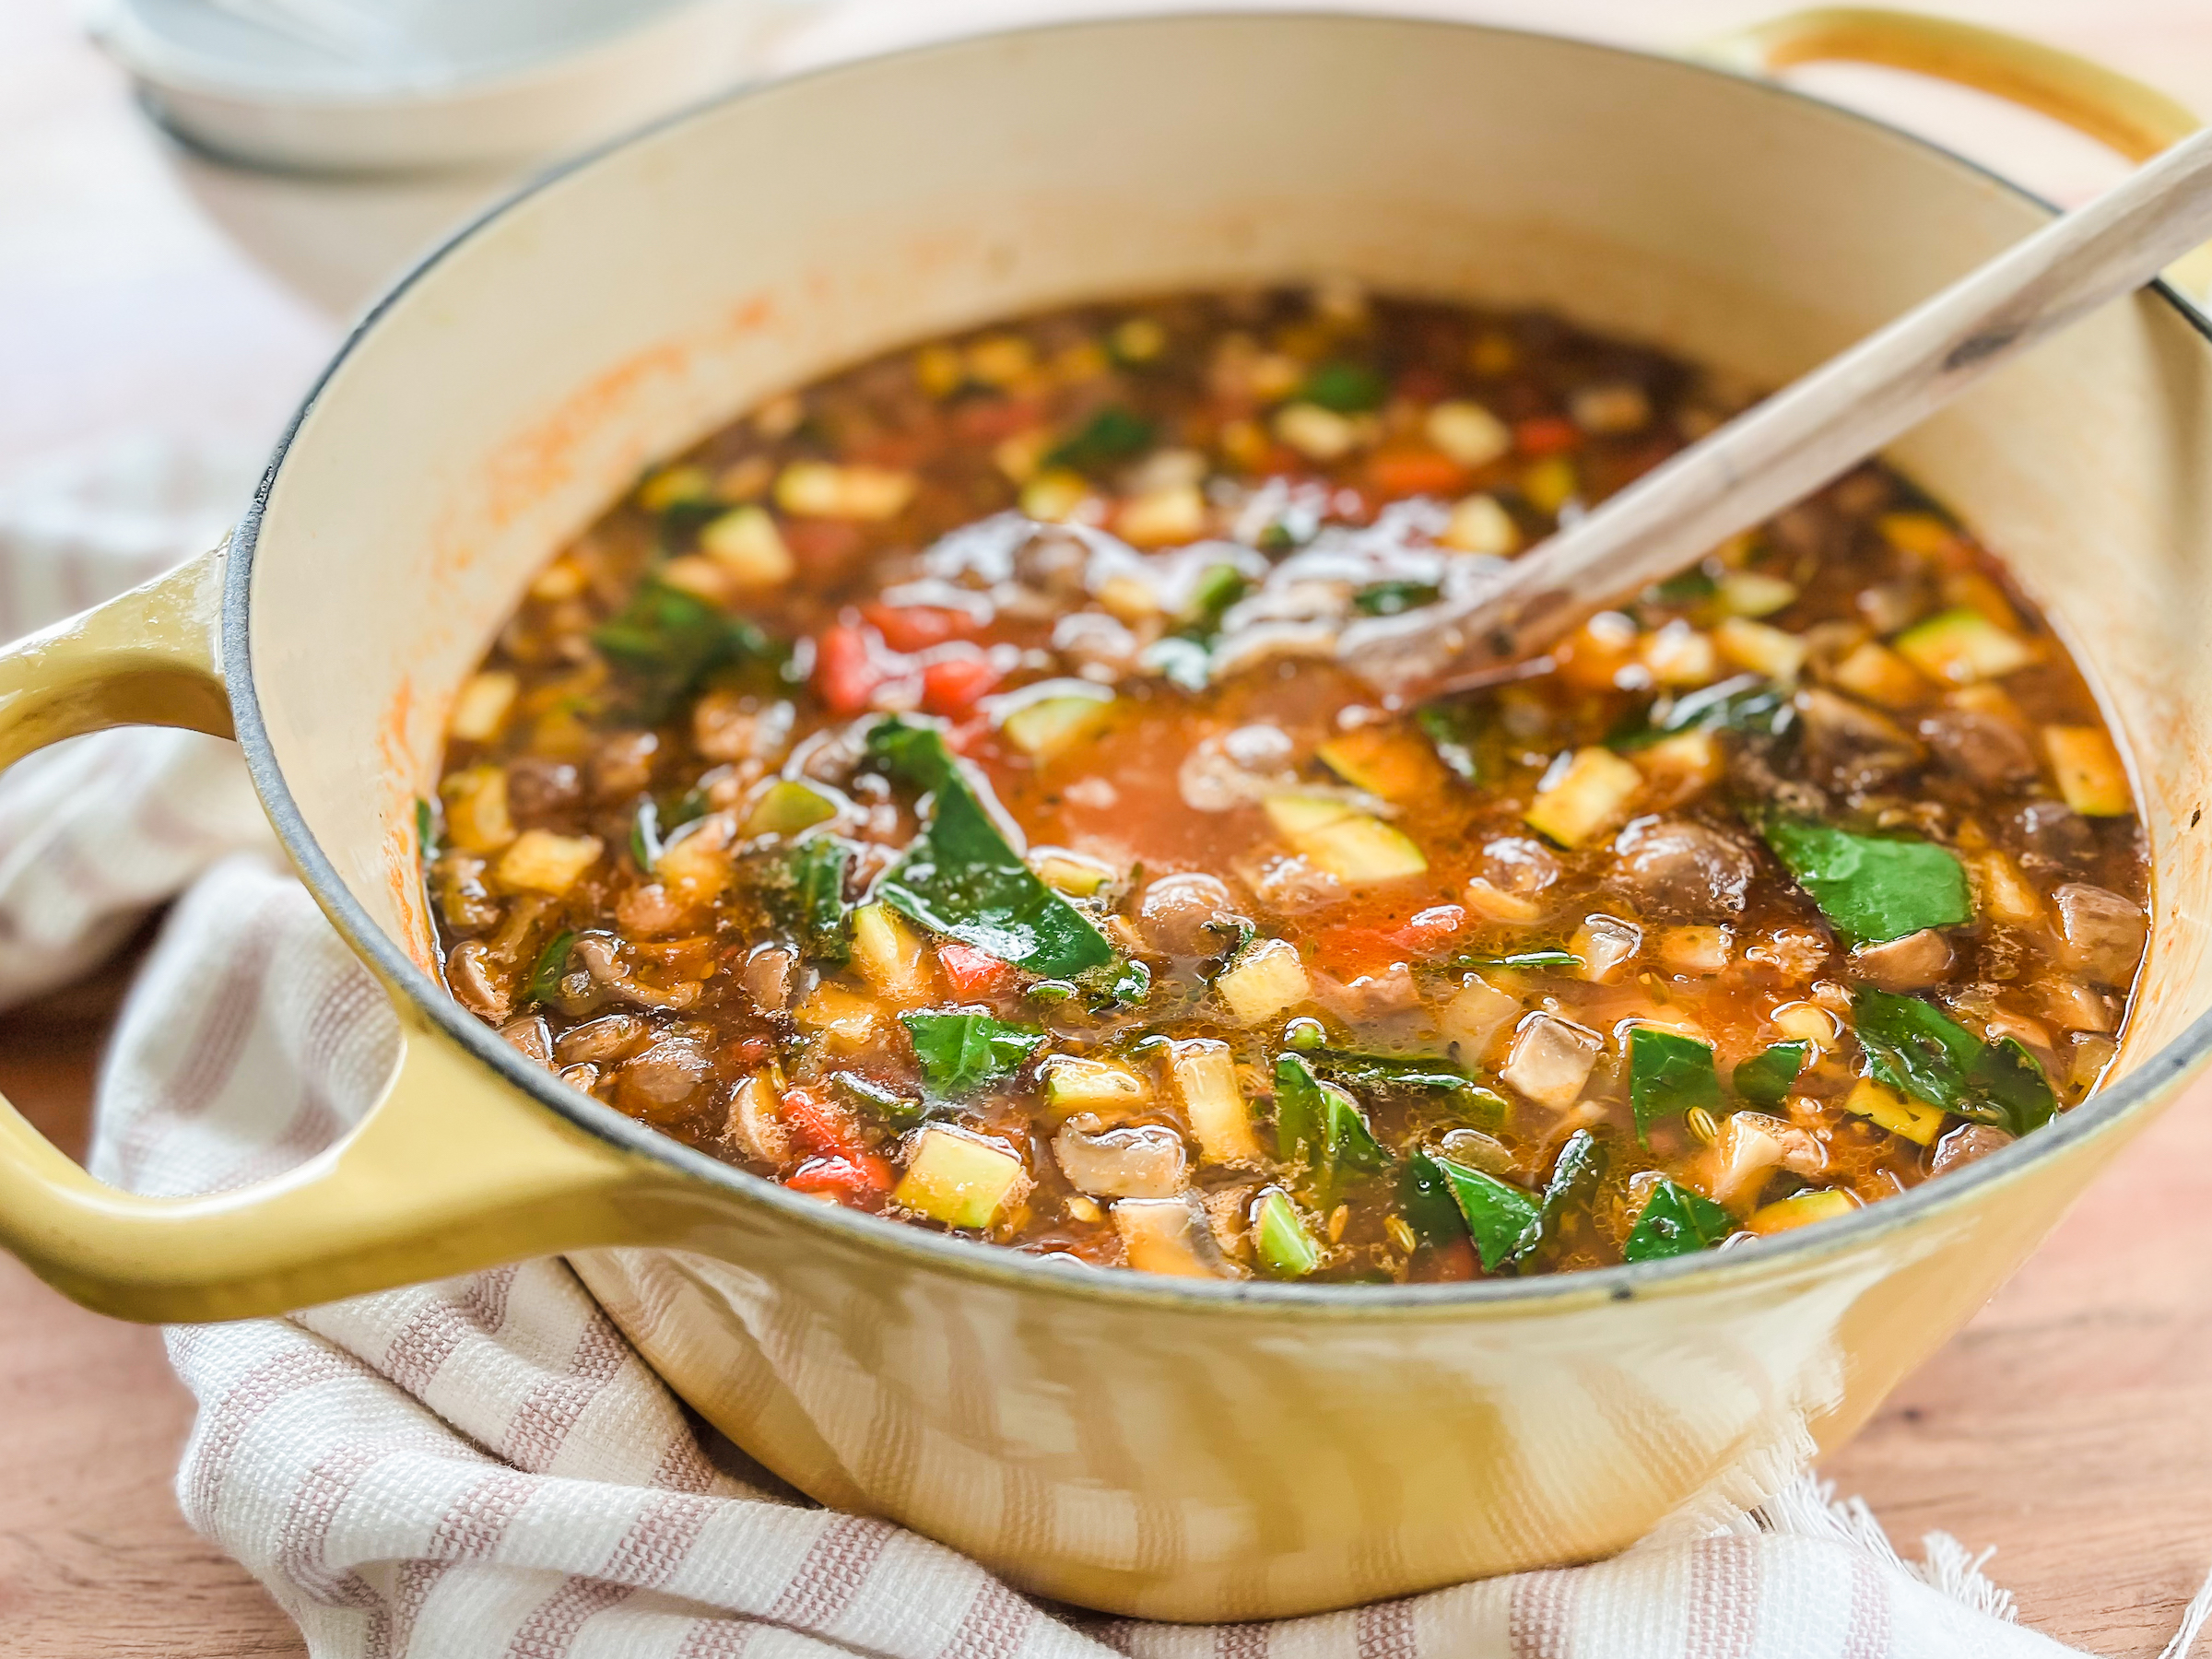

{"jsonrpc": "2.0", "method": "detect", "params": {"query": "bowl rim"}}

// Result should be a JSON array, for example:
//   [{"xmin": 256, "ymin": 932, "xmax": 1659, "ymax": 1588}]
[{"xmin": 220, "ymin": 6, "xmax": 2212, "ymax": 1319}]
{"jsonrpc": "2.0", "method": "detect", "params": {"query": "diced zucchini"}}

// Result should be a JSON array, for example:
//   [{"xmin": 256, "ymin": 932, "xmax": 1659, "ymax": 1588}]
[
  {"xmin": 1263, "ymin": 795, "xmax": 1428, "ymax": 884},
  {"xmin": 1524, "ymin": 747, "xmax": 1641, "ymax": 849},
  {"xmin": 449, "ymin": 671, "xmax": 519, "ymax": 743},
  {"xmin": 656, "ymin": 820, "xmax": 733, "ymax": 902},
  {"xmin": 1747, "ymin": 1188, "xmax": 1860, "ymax": 1235},
  {"xmin": 1970, "ymin": 850, "xmax": 2043, "ymax": 925},
  {"xmin": 742, "ymin": 780, "xmax": 837, "ymax": 837},
  {"xmin": 1001, "ymin": 688, "xmax": 1116, "ymax": 761},
  {"xmin": 1315, "ymin": 728, "xmax": 1442, "ymax": 802},
  {"xmin": 2042, "ymin": 724, "xmax": 2130, "ymax": 817},
  {"xmin": 1168, "ymin": 1039, "xmax": 1262, "ymax": 1164},
  {"xmin": 894, "ymin": 1126, "xmax": 1027, "ymax": 1229},
  {"xmin": 1041, "ymin": 1056, "xmax": 1151, "ymax": 1115},
  {"xmin": 1020, "ymin": 468, "xmax": 1091, "ymax": 523},
  {"xmin": 1426, "ymin": 400, "xmax": 1511, "ymax": 467},
  {"xmin": 1640, "ymin": 621, "xmax": 1718, "ymax": 688},
  {"xmin": 1893, "ymin": 608, "xmax": 2034, "ymax": 684},
  {"xmin": 774, "ymin": 460, "xmax": 916, "ymax": 521},
  {"xmin": 441, "ymin": 765, "xmax": 515, "ymax": 853},
  {"xmin": 1844, "ymin": 1077, "xmax": 1946, "ymax": 1146},
  {"xmin": 1215, "ymin": 937, "xmax": 1311, "ymax": 1027},
  {"xmin": 699, "ymin": 505, "xmax": 795, "ymax": 587},
  {"xmin": 1275, "ymin": 402, "xmax": 1359, "ymax": 462},
  {"xmin": 1630, "ymin": 730, "xmax": 1725, "ymax": 798},
  {"xmin": 1030, "ymin": 850, "xmax": 1115, "ymax": 896},
  {"xmin": 1717, "ymin": 572, "xmax": 1797, "ymax": 618},
  {"xmin": 1713, "ymin": 618, "xmax": 1806, "ymax": 681},
  {"xmin": 496, "ymin": 830, "xmax": 603, "ymax": 896},
  {"xmin": 1829, "ymin": 641, "xmax": 1929, "ymax": 711},
  {"xmin": 1118, "ymin": 483, "xmax": 1208, "ymax": 548},
  {"xmin": 1253, "ymin": 1187, "xmax": 1324, "ymax": 1278},
  {"xmin": 637, "ymin": 464, "xmax": 715, "ymax": 512},
  {"xmin": 850, "ymin": 901, "xmax": 934, "ymax": 1004}
]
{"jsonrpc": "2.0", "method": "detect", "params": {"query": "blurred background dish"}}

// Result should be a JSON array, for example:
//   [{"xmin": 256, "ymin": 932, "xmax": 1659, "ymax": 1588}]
[{"xmin": 87, "ymin": 0, "xmax": 816, "ymax": 312}]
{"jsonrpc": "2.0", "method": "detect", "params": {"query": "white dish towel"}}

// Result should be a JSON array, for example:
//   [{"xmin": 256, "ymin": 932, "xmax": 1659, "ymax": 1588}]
[{"xmin": 0, "ymin": 438, "xmax": 2189, "ymax": 1658}]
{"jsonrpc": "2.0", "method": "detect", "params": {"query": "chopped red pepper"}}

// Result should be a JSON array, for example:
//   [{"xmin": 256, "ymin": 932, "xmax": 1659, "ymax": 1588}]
[
  {"xmin": 864, "ymin": 603, "xmax": 976, "ymax": 653},
  {"xmin": 1388, "ymin": 904, "xmax": 1467, "ymax": 957},
  {"xmin": 786, "ymin": 1153, "xmax": 894, "ymax": 1203},
  {"xmin": 1365, "ymin": 446, "xmax": 1469, "ymax": 499},
  {"xmin": 920, "ymin": 656, "xmax": 1002, "ymax": 717},
  {"xmin": 780, "ymin": 1085, "xmax": 868, "ymax": 1159},
  {"xmin": 1513, "ymin": 415, "xmax": 1582, "ymax": 457},
  {"xmin": 937, "ymin": 940, "xmax": 1018, "ymax": 997},
  {"xmin": 814, "ymin": 624, "xmax": 887, "ymax": 715}
]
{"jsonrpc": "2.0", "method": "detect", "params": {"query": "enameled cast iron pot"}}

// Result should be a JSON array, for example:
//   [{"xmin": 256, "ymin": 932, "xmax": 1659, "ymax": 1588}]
[{"xmin": 5, "ymin": 7, "xmax": 2212, "ymax": 1622}]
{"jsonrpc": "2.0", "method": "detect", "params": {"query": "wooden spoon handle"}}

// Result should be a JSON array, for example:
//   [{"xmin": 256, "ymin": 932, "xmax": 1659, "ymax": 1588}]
[{"xmin": 1339, "ymin": 122, "xmax": 2212, "ymax": 702}]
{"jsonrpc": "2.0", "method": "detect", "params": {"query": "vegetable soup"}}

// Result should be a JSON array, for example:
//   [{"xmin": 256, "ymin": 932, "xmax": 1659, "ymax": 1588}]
[{"xmin": 426, "ymin": 287, "xmax": 2147, "ymax": 1283}]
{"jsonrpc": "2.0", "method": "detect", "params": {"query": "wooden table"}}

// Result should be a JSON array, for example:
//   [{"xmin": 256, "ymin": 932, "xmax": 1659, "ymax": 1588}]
[{"xmin": 6, "ymin": 1, "xmax": 2212, "ymax": 1653}]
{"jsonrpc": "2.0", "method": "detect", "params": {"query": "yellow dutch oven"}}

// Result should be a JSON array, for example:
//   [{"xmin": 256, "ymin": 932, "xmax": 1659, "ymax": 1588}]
[{"xmin": 2, "ymin": 7, "xmax": 2209, "ymax": 1623}]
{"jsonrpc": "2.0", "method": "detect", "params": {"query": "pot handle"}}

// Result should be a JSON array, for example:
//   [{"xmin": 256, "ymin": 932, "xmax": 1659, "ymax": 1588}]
[
  {"xmin": 1700, "ymin": 7, "xmax": 2212, "ymax": 302},
  {"xmin": 0, "ymin": 548, "xmax": 673, "ymax": 1323}
]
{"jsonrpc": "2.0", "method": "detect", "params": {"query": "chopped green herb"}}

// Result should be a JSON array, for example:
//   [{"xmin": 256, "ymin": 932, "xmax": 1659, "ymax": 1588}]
[
  {"xmin": 524, "ymin": 930, "xmax": 576, "ymax": 1006},
  {"xmin": 594, "ymin": 576, "xmax": 782, "ymax": 720},
  {"xmin": 1179, "ymin": 563, "xmax": 1249, "ymax": 641},
  {"xmin": 865, "ymin": 718, "xmax": 1114, "ymax": 978},
  {"xmin": 629, "ymin": 797, "xmax": 663, "ymax": 873},
  {"xmin": 1457, "ymin": 947, "xmax": 1581, "ymax": 971},
  {"xmin": 1352, "ymin": 580, "xmax": 1441, "ymax": 617},
  {"xmin": 1529, "ymin": 1129, "xmax": 1607, "ymax": 1264},
  {"xmin": 1416, "ymin": 699, "xmax": 1495, "ymax": 785},
  {"xmin": 1026, "ymin": 979, "xmax": 1077, "ymax": 1005},
  {"xmin": 1759, "ymin": 816, "xmax": 1972, "ymax": 946},
  {"xmin": 1253, "ymin": 1187, "xmax": 1325, "ymax": 1279},
  {"xmin": 1274, "ymin": 1053, "xmax": 1391, "ymax": 1201},
  {"xmin": 1852, "ymin": 989, "xmax": 2055, "ymax": 1135},
  {"xmin": 1734, "ymin": 1041, "xmax": 1812, "ymax": 1108},
  {"xmin": 1432, "ymin": 1158, "xmax": 1542, "ymax": 1272},
  {"xmin": 1092, "ymin": 957, "xmax": 1152, "ymax": 1011},
  {"xmin": 1308, "ymin": 1049, "xmax": 1506, "ymax": 1126},
  {"xmin": 832, "ymin": 1070, "xmax": 929, "ymax": 1128},
  {"xmin": 1624, "ymin": 1177, "xmax": 1735, "ymax": 1263},
  {"xmin": 1044, "ymin": 406, "xmax": 1155, "ymax": 474},
  {"xmin": 415, "ymin": 796, "xmax": 436, "ymax": 860},
  {"xmin": 1630, "ymin": 1028, "xmax": 1722, "ymax": 1142},
  {"xmin": 1611, "ymin": 674, "xmax": 1794, "ymax": 750},
  {"xmin": 1300, "ymin": 360, "xmax": 1387, "ymax": 413},
  {"xmin": 900, "ymin": 1009, "xmax": 1045, "ymax": 1098}
]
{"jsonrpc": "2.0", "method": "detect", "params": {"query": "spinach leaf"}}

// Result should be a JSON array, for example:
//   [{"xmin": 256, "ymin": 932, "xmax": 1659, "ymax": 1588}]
[
  {"xmin": 1624, "ymin": 1177, "xmax": 1735, "ymax": 1262},
  {"xmin": 1178, "ymin": 564, "xmax": 1248, "ymax": 641},
  {"xmin": 832, "ymin": 1069, "xmax": 929, "ymax": 1128},
  {"xmin": 1733, "ymin": 1041, "xmax": 1812, "ymax": 1108},
  {"xmin": 754, "ymin": 835, "xmax": 853, "ymax": 963},
  {"xmin": 900, "ymin": 1009, "xmax": 1045, "ymax": 1098},
  {"xmin": 594, "ymin": 576, "xmax": 781, "ymax": 719},
  {"xmin": 1852, "ymin": 989, "xmax": 2056, "ymax": 1135},
  {"xmin": 524, "ymin": 930, "xmax": 576, "ymax": 1006},
  {"xmin": 1432, "ymin": 1157, "xmax": 1541, "ymax": 1272},
  {"xmin": 865, "ymin": 718, "xmax": 1114, "ymax": 978},
  {"xmin": 1759, "ymin": 816, "xmax": 1972, "ymax": 946},
  {"xmin": 1417, "ymin": 699, "xmax": 1494, "ymax": 784},
  {"xmin": 1300, "ymin": 360, "xmax": 1387, "ymax": 413},
  {"xmin": 1611, "ymin": 674, "xmax": 1794, "ymax": 751},
  {"xmin": 1044, "ymin": 406, "xmax": 1155, "ymax": 474},
  {"xmin": 1630, "ymin": 1027, "xmax": 1722, "ymax": 1141},
  {"xmin": 1309, "ymin": 1050, "xmax": 1506, "ymax": 1126},
  {"xmin": 629, "ymin": 797, "xmax": 663, "ymax": 873},
  {"xmin": 1353, "ymin": 580, "xmax": 1441, "ymax": 617},
  {"xmin": 1274, "ymin": 1053, "xmax": 1391, "ymax": 1200},
  {"xmin": 1399, "ymin": 1151, "xmax": 1466, "ymax": 1246}
]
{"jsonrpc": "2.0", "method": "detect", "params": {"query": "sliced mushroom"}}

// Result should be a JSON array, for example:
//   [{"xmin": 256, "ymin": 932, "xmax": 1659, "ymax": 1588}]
[
  {"xmin": 1916, "ymin": 708, "xmax": 2037, "ymax": 785},
  {"xmin": 1701, "ymin": 1111, "xmax": 1825, "ymax": 1207},
  {"xmin": 572, "ymin": 933, "xmax": 702, "ymax": 1011},
  {"xmin": 1847, "ymin": 928, "xmax": 1954, "ymax": 992},
  {"xmin": 742, "ymin": 943, "xmax": 797, "ymax": 1014},
  {"xmin": 445, "ymin": 941, "xmax": 511, "ymax": 1021},
  {"xmin": 1112, "ymin": 1193, "xmax": 1237, "ymax": 1277},
  {"xmin": 1610, "ymin": 817, "xmax": 1756, "ymax": 921},
  {"xmin": 554, "ymin": 1011, "xmax": 652, "ymax": 1067},
  {"xmin": 1930, "ymin": 1123, "xmax": 2014, "ymax": 1177},
  {"xmin": 2050, "ymin": 884, "xmax": 2147, "ymax": 983},
  {"xmin": 497, "ymin": 1014, "xmax": 552, "ymax": 1065},
  {"xmin": 1053, "ymin": 1115, "xmax": 1189, "ymax": 1200},
  {"xmin": 614, "ymin": 1036, "xmax": 717, "ymax": 1125},
  {"xmin": 1136, "ymin": 873, "xmax": 1236, "ymax": 958},
  {"xmin": 1795, "ymin": 688, "xmax": 1924, "ymax": 794}
]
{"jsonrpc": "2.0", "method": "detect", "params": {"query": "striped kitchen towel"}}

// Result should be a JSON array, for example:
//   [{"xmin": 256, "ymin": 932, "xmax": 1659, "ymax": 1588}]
[{"xmin": 0, "ymin": 440, "xmax": 2146, "ymax": 1656}]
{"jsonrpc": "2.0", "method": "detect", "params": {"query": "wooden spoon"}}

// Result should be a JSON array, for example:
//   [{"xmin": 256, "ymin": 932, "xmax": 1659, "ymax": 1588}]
[{"xmin": 1337, "ymin": 123, "xmax": 2212, "ymax": 702}]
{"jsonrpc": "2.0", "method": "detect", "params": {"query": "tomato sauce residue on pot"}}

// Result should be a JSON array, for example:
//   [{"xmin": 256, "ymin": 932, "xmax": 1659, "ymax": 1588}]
[{"xmin": 425, "ymin": 286, "xmax": 2147, "ymax": 1284}]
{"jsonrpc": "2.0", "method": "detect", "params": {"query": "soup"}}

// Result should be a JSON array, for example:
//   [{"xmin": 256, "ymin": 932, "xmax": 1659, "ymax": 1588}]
[{"xmin": 425, "ymin": 287, "xmax": 2147, "ymax": 1283}]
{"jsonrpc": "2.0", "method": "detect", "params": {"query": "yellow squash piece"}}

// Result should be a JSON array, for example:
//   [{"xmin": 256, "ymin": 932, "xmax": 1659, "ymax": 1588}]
[
  {"xmin": 1002, "ymin": 690, "xmax": 1116, "ymax": 761},
  {"xmin": 1892, "ymin": 607, "xmax": 2034, "ymax": 684},
  {"xmin": 1315, "ymin": 727, "xmax": 1445, "ymax": 802},
  {"xmin": 2042, "ymin": 724, "xmax": 2131, "ymax": 817},
  {"xmin": 850, "ymin": 901, "xmax": 934, "ymax": 1004},
  {"xmin": 1041, "ymin": 1056, "xmax": 1152, "ymax": 1116},
  {"xmin": 1747, "ymin": 1188, "xmax": 1860, "ymax": 1236},
  {"xmin": 1263, "ymin": 795, "xmax": 1427, "ymax": 883},
  {"xmin": 1844, "ymin": 1077, "xmax": 1947, "ymax": 1146},
  {"xmin": 497, "ymin": 829, "xmax": 602, "ymax": 895},
  {"xmin": 894, "ymin": 1127, "xmax": 1027, "ymax": 1229},
  {"xmin": 1524, "ymin": 747, "xmax": 1641, "ymax": 850},
  {"xmin": 742, "ymin": 780, "xmax": 838, "ymax": 837}
]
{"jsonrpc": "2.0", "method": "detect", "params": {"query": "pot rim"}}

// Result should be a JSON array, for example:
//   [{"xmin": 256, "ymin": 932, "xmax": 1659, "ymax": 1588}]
[{"xmin": 221, "ymin": 6, "xmax": 2212, "ymax": 1318}]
